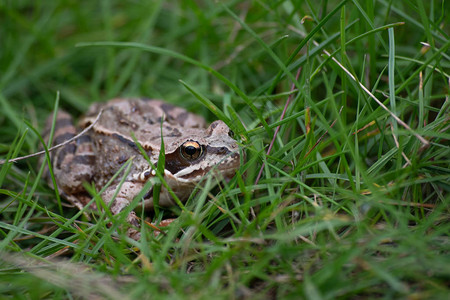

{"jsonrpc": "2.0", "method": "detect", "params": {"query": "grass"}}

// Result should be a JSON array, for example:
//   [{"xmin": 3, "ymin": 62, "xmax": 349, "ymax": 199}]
[{"xmin": 0, "ymin": 0, "xmax": 449, "ymax": 299}]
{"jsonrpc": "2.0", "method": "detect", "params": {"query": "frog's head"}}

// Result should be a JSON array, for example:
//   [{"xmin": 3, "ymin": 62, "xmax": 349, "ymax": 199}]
[{"xmin": 164, "ymin": 120, "xmax": 241, "ymax": 183}]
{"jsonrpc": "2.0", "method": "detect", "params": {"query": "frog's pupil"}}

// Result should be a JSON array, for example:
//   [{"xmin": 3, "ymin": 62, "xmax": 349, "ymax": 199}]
[{"xmin": 185, "ymin": 146, "xmax": 197, "ymax": 156}]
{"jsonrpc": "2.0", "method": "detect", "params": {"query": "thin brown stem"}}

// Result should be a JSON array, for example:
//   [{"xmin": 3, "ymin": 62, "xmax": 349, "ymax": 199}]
[
  {"xmin": 0, "ymin": 109, "xmax": 103, "ymax": 165},
  {"xmin": 254, "ymin": 67, "xmax": 302, "ymax": 186}
]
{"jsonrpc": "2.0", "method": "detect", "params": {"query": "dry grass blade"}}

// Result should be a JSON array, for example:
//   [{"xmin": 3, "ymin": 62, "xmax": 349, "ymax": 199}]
[
  {"xmin": 254, "ymin": 67, "xmax": 302, "ymax": 185},
  {"xmin": 0, "ymin": 251, "xmax": 131, "ymax": 300},
  {"xmin": 321, "ymin": 48, "xmax": 429, "ymax": 146}
]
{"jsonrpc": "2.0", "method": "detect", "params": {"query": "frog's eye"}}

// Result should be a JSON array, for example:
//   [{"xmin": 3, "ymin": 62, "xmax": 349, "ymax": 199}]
[
  {"xmin": 180, "ymin": 140, "xmax": 203, "ymax": 161},
  {"xmin": 228, "ymin": 130, "xmax": 234, "ymax": 138}
]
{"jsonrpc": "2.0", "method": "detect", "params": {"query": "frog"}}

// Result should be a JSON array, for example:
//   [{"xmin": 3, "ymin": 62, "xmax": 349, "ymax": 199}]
[{"xmin": 42, "ymin": 98, "xmax": 241, "ymax": 240}]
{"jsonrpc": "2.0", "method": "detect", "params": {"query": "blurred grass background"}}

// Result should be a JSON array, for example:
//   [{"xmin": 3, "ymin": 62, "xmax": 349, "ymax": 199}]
[{"xmin": 0, "ymin": 1, "xmax": 449, "ymax": 299}]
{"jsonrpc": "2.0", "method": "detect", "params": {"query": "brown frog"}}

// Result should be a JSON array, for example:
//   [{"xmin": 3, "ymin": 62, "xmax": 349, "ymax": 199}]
[{"xmin": 42, "ymin": 98, "xmax": 241, "ymax": 239}]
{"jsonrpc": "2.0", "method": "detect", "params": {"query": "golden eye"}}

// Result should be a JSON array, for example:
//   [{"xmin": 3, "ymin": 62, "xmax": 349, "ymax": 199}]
[{"xmin": 180, "ymin": 140, "xmax": 203, "ymax": 161}]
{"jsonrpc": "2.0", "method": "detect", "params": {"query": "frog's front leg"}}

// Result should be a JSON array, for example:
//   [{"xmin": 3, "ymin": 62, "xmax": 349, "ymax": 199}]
[
  {"xmin": 102, "ymin": 181, "xmax": 176, "ymax": 240},
  {"xmin": 102, "ymin": 182, "xmax": 145, "ymax": 240}
]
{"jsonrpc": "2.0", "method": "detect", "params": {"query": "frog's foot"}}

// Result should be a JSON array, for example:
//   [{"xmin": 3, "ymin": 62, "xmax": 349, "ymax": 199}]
[
  {"xmin": 109, "ymin": 196, "xmax": 178, "ymax": 241},
  {"xmin": 126, "ymin": 227, "xmax": 142, "ymax": 241},
  {"xmin": 65, "ymin": 193, "xmax": 97, "ymax": 212},
  {"xmin": 108, "ymin": 197, "xmax": 141, "ymax": 240}
]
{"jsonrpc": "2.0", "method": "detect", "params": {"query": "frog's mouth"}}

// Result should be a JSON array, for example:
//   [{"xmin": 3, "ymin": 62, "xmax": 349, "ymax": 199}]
[
  {"xmin": 175, "ymin": 156, "xmax": 241, "ymax": 182},
  {"xmin": 163, "ymin": 143, "xmax": 241, "ymax": 183}
]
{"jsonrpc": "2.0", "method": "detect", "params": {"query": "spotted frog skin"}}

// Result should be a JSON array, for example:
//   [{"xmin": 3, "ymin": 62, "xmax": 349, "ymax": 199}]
[{"xmin": 43, "ymin": 98, "xmax": 241, "ymax": 239}]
